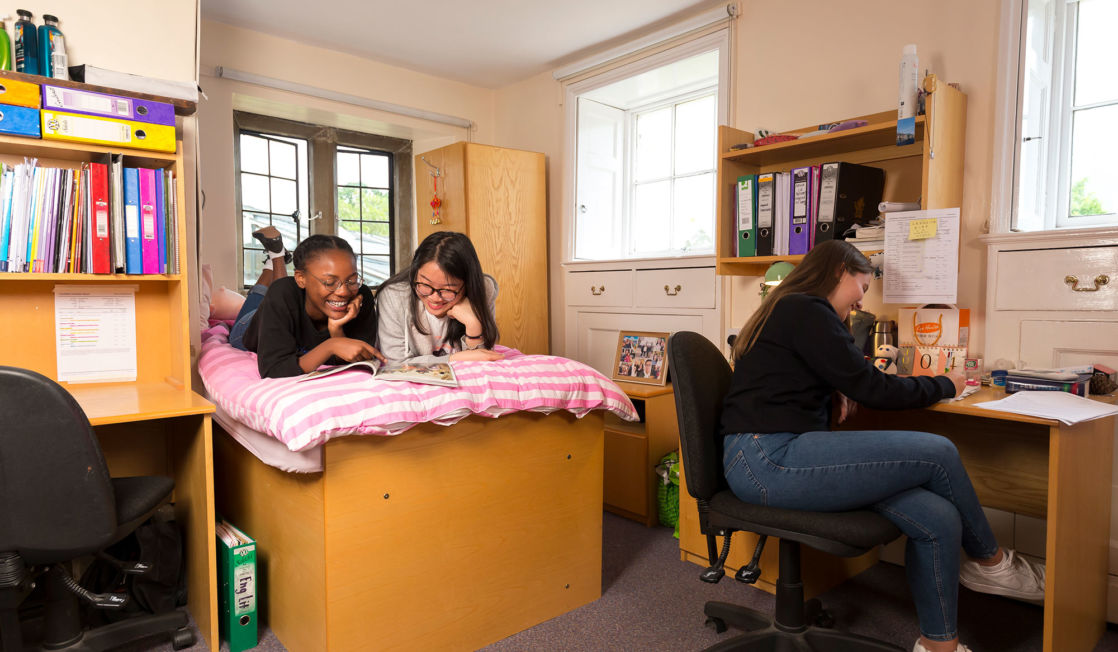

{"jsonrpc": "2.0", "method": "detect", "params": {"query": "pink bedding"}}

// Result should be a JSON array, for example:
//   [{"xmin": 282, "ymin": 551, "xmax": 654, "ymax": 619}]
[{"xmin": 198, "ymin": 324, "xmax": 637, "ymax": 452}]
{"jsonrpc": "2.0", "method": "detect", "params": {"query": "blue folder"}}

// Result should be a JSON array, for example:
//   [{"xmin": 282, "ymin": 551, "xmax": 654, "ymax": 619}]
[{"xmin": 0, "ymin": 104, "xmax": 41, "ymax": 138}]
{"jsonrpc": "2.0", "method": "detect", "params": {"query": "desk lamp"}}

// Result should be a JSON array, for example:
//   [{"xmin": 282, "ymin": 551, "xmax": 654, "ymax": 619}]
[{"xmin": 759, "ymin": 261, "xmax": 796, "ymax": 297}]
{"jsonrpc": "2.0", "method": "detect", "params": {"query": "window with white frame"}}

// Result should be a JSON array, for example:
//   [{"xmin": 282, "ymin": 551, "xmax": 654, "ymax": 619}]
[
  {"xmin": 1005, "ymin": 0, "xmax": 1118, "ymax": 231},
  {"xmin": 570, "ymin": 34, "xmax": 727, "ymax": 261},
  {"xmin": 237, "ymin": 131, "xmax": 309, "ymax": 287}
]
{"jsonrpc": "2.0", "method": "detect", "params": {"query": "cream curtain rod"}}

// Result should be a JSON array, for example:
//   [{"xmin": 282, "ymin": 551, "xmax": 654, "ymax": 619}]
[{"xmin": 213, "ymin": 66, "xmax": 474, "ymax": 130}]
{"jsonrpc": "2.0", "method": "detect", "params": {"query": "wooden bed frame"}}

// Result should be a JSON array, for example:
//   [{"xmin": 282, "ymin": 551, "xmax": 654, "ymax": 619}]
[{"xmin": 213, "ymin": 410, "xmax": 605, "ymax": 652}]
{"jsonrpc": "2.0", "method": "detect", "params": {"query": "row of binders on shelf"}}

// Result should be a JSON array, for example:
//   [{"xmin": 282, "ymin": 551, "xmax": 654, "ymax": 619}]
[
  {"xmin": 734, "ymin": 161, "xmax": 886, "ymax": 257},
  {"xmin": 0, "ymin": 157, "xmax": 179, "ymax": 274},
  {"xmin": 0, "ymin": 74, "xmax": 175, "ymax": 152}
]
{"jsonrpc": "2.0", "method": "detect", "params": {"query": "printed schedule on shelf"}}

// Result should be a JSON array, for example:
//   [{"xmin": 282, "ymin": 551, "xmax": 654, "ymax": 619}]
[
  {"xmin": 883, "ymin": 208, "xmax": 960, "ymax": 304},
  {"xmin": 53, "ymin": 285, "xmax": 138, "ymax": 383}
]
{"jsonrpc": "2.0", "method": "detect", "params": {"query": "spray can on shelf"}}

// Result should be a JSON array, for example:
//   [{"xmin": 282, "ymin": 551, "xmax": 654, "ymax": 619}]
[
  {"xmin": 897, "ymin": 43, "xmax": 918, "ymax": 146},
  {"xmin": 38, "ymin": 14, "xmax": 67, "ymax": 80},
  {"xmin": 13, "ymin": 9, "xmax": 38, "ymax": 75},
  {"xmin": 0, "ymin": 20, "xmax": 12, "ymax": 71}
]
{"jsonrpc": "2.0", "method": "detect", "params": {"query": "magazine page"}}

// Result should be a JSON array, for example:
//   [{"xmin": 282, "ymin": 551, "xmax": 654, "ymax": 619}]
[
  {"xmin": 297, "ymin": 359, "xmax": 381, "ymax": 382},
  {"xmin": 375, "ymin": 362, "xmax": 458, "ymax": 387}
]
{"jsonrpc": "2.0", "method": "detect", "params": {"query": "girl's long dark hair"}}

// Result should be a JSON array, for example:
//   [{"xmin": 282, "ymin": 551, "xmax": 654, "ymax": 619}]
[
  {"xmin": 377, "ymin": 231, "xmax": 499, "ymax": 350},
  {"xmin": 730, "ymin": 240, "xmax": 873, "ymax": 361}
]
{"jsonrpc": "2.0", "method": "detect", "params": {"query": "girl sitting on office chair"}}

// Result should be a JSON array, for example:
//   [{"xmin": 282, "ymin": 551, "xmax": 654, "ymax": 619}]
[{"xmin": 720, "ymin": 240, "xmax": 1044, "ymax": 652}]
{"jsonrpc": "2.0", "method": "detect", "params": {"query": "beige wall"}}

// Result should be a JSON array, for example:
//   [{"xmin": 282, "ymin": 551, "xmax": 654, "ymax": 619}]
[
  {"xmin": 197, "ymin": 19, "xmax": 496, "ymax": 290},
  {"xmin": 492, "ymin": 0, "xmax": 1001, "ymax": 358}
]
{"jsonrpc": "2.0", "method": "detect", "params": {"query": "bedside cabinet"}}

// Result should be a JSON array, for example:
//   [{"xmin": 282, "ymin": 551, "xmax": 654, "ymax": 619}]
[{"xmin": 603, "ymin": 382, "xmax": 679, "ymax": 526}]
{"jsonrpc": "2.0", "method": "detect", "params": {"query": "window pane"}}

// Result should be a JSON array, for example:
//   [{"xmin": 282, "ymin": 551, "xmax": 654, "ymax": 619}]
[
  {"xmin": 632, "ymin": 180, "xmax": 671, "ymax": 253},
  {"xmin": 672, "ymin": 173, "xmax": 715, "ymax": 252},
  {"xmin": 361, "ymin": 154, "xmax": 389, "ymax": 188},
  {"xmin": 359, "ymin": 255, "xmax": 391, "ymax": 286},
  {"xmin": 268, "ymin": 139, "xmax": 297, "ymax": 179},
  {"xmin": 362, "ymin": 188, "xmax": 389, "ymax": 221},
  {"xmin": 271, "ymin": 178, "xmax": 296, "ymax": 215},
  {"xmin": 239, "ymin": 134, "xmax": 268, "ymax": 174},
  {"xmin": 339, "ymin": 220, "xmax": 390, "ymax": 256},
  {"xmin": 240, "ymin": 173, "xmax": 269, "ymax": 212},
  {"xmin": 243, "ymin": 250, "xmax": 265, "ymax": 288},
  {"xmin": 274, "ymin": 216, "xmax": 299, "ymax": 249},
  {"xmin": 1074, "ymin": 0, "xmax": 1118, "ymax": 107},
  {"xmin": 337, "ymin": 152, "xmax": 360, "ymax": 186},
  {"xmin": 338, "ymin": 221, "xmax": 364, "ymax": 254},
  {"xmin": 337, "ymin": 187, "xmax": 360, "ymax": 220},
  {"xmin": 674, "ymin": 95, "xmax": 716, "ymax": 175},
  {"xmin": 242, "ymin": 212, "xmax": 271, "ymax": 246},
  {"xmin": 1068, "ymin": 104, "xmax": 1118, "ymax": 217},
  {"xmin": 635, "ymin": 108, "xmax": 672, "ymax": 181}
]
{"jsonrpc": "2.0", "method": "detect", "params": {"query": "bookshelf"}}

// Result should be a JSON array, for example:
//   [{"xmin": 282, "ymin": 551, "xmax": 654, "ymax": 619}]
[
  {"xmin": 0, "ymin": 84, "xmax": 219, "ymax": 648},
  {"xmin": 716, "ymin": 75, "xmax": 967, "ymax": 276}
]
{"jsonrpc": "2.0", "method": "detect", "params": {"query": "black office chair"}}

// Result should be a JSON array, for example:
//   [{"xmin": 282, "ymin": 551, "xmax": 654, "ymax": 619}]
[
  {"xmin": 668, "ymin": 332, "xmax": 904, "ymax": 651},
  {"xmin": 0, "ymin": 366, "xmax": 194, "ymax": 651}
]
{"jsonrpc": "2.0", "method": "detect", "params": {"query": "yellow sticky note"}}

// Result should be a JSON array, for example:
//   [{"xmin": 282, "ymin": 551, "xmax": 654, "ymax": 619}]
[{"xmin": 909, "ymin": 218, "xmax": 938, "ymax": 240}]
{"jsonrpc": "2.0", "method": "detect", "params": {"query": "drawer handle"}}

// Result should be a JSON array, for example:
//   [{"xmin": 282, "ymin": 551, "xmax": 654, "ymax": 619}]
[
  {"xmin": 1064, "ymin": 274, "xmax": 1109, "ymax": 292},
  {"xmin": 590, "ymin": 285, "xmax": 605, "ymax": 296},
  {"xmin": 664, "ymin": 284, "xmax": 682, "ymax": 296}
]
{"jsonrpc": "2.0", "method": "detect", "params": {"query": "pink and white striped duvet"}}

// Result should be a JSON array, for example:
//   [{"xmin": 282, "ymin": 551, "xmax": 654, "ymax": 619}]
[{"xmin": 198, "ymin": 324, "xmax": 637, "ymax": 452}]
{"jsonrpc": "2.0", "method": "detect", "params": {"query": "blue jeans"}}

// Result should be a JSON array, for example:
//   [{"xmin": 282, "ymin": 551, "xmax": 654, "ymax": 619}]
[
  {"xmin": 723, "ymin": 430, "xmax": 999, "ymax": 642},
  {"xmin": 228, "ymin": 284, "xmax": 268, "ymax": 351}
]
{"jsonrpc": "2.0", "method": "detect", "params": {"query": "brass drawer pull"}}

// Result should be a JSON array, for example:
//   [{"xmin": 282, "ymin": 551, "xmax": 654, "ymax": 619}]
[
  {"xmin": 1064, "ymin": 274, "xmax": 1109, "ymax": 292},
  {"xmin": 664, "ymin": 284, "xmax": 681, "ymax": 296},
  {"xmin": 590, "ymin": 285, "xmax": 605, "ymax": 296}
]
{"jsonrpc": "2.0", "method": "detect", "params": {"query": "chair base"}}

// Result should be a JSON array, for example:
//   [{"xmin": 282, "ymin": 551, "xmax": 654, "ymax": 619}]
[{"xmin": 702, "ymin": 601, "xmax": 904, "ymax": 652}]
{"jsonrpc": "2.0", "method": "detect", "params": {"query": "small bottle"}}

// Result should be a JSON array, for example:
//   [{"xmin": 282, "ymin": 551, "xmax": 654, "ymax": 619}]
[
  {"xmin": 38, "ymin": 14, "xmax": 67, "ymax": 80},
  {"xmin": 13, "ymin": 9, "xmax": 38, "ymax": 76},
  {"xmin": 0, "ymin": 20, "xmax": 12, "ymax": 71},
  {"xmin": 897, "ymin": 44, "xmax": 918, "ymax": 146}
]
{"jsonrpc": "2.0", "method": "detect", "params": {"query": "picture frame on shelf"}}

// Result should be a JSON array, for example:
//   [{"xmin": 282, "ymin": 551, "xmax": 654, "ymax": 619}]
[{"xmin": 612, "ymin": 330, "xmax": 670, "ymax": 386}]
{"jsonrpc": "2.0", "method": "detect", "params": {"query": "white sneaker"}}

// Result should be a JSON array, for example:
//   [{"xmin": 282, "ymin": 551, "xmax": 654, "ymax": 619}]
[
  {"xmin": 913, "ymin": 640, "xmax": 972, "ymax": 652},
  {"xmin": 959, "ymin": 548, "xmax": 1045, "ymax": 604}
]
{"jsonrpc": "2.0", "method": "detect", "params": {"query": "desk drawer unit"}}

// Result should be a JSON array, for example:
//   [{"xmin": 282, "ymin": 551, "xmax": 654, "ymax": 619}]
[
  {"xmin": 565, "ymin": 270, "xmax": 633, "ymax": 307},
  {"xmin": 634, "ymin": 266, "xmax": 716, "ymax": 309},
  {"xmin": 995, "ymin": 246, "xmax": 1118, "ymax": 311}
]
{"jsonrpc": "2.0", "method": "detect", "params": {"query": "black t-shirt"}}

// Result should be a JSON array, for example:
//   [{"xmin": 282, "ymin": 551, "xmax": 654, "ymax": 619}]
[
  {"xmin": 719, "ymin": 293, "xmax": 956, "ymax": 436},
  {"xmin": 242, "ymin": 277, "xmax": 377, "ymax": 379}
]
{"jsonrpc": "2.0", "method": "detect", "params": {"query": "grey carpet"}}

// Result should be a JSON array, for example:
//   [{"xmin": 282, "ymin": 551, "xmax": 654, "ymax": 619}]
[{"xmin": 127, "ymin": 512, "xmax": 1118, "ymax": 651}]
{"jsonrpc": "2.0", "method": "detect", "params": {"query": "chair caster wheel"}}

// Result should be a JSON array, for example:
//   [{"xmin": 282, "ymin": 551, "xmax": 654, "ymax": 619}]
[
  {"xmin": 705, "ymin": 616, "xmax": 728, "ymax": 634},
  {"xmin": 814, "ymin": 610, "xmax": 835, "ymax": 629},
  {"xmin": 171, "ymin": 627, "xmax": 196, "ymax": 649}
]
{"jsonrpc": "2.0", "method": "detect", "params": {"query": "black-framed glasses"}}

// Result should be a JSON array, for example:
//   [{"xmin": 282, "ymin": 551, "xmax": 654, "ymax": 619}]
[
  {"xmin": 309, "ymin": 273, "xmax": 362, "ymax": 292},
  {"xmin": 414, "ymin": 281, "xmax": 460, "ymax": 302}
]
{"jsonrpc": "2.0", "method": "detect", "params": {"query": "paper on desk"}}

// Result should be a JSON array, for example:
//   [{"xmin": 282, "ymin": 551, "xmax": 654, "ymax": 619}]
[
  {"xmin": 883, "ymin": 208, "xmax": 960, "ymax": 304},
  {"xmin": 53, "ymin": 285, "xmax": 138, "ymax": 383},
  {"xmin": 941, "ymin": 384, "xmax": 980, "ymax": 402},
  {"xmin": 974, "ymin": 391, "xmax": 1118, "ymax": 425}
]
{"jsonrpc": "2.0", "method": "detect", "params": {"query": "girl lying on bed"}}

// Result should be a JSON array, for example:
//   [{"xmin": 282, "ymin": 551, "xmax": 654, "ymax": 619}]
[
  {"xmin": 376, "ymin": 231, "xmax": 502, "ymax": 365},
  {"xmin": 230, "ymin": 227, "xmax": 384, "ymax": 378}
]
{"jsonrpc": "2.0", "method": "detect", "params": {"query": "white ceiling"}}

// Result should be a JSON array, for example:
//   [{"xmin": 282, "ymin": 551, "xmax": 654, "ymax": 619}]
[{"xmin": 200, "ymin": 0, "xmax": 716, "ymax": 88}]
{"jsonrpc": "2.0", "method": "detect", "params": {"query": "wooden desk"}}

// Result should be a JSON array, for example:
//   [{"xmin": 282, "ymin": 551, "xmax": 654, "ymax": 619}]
[
  {"xmin": 845, "ymin": 386, "xmax": 1115, "ymax": 652},
  {"xmin": 603, "ymin": 382, "xmax": 679, "ymax": 526},
  {"xmin": 69, "ymin": 383, "xmax": 218, "ymax": 649}
]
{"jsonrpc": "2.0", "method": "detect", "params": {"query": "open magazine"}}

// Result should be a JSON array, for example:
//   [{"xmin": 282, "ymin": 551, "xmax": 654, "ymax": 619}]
[{"xmin": 296, "ymin": 359, "xmax": 458, "ymax": 387}]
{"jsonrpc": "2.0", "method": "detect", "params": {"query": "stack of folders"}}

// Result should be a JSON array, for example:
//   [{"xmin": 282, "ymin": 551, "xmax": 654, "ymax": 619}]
[
  {"xmin": 216, "ymin": 519, "xmax": 258, "ymax": 652},
  {"xmin": 40, "ymin": 84, "xmax": 176, "ymax": 153},
  {"xmin": 733, "ymin": 162, "xmax": 884, "ymax": 257},
  {"xmin": 0, "ymin": 76, "xmax": 42, "ymax": 139},
  {"xmin": 0, "ymin": 158, "xmax": 178, "ymax": 274},
  {"xmin": 1004, "ymin": 368, "xmax": 1094, "ymax": 397}
]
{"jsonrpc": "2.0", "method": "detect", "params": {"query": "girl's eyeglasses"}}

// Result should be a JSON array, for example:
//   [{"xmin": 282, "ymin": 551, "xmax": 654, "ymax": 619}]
[
  {"xmin": 309, "ymin": 274, "xmax": 362, "ymax": 292},
  {"xmin": 414, "ymin": 281, "xmax": 460, "ymax": 301}
]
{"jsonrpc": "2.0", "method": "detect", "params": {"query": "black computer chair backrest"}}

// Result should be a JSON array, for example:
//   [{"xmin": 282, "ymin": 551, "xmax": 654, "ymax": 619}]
[
  {"xmin": 668, "ymin": 332, "xmax": 734, "ymax": 503},
  {"xmin": 0, "ymin": 366, "xmax": 116, "ymax": 564}
]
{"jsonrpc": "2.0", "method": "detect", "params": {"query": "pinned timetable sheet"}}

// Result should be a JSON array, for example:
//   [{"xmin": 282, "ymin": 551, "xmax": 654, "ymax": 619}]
[
  {"xmin": 53, "ymin": 285, "xmax": 138, "ymax": 383},
  {"xmin": 883, "ymin": 208, "xmax": 960, "ymax": 304}
]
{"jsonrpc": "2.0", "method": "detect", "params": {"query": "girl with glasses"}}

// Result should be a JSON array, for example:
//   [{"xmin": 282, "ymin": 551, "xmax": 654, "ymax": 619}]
[
  {"xmin": 230, "ymin": 230, "xmax": 383, "ymax": 378},
  {"xmin": 376, "ymin": 231, "xmax": 501, "ymax": 364}
]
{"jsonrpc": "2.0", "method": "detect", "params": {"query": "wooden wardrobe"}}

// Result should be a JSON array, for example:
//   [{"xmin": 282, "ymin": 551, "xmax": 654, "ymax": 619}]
[{"xmin": 414, "ymin": 142, "xmax": 549, "ymax": 354}]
